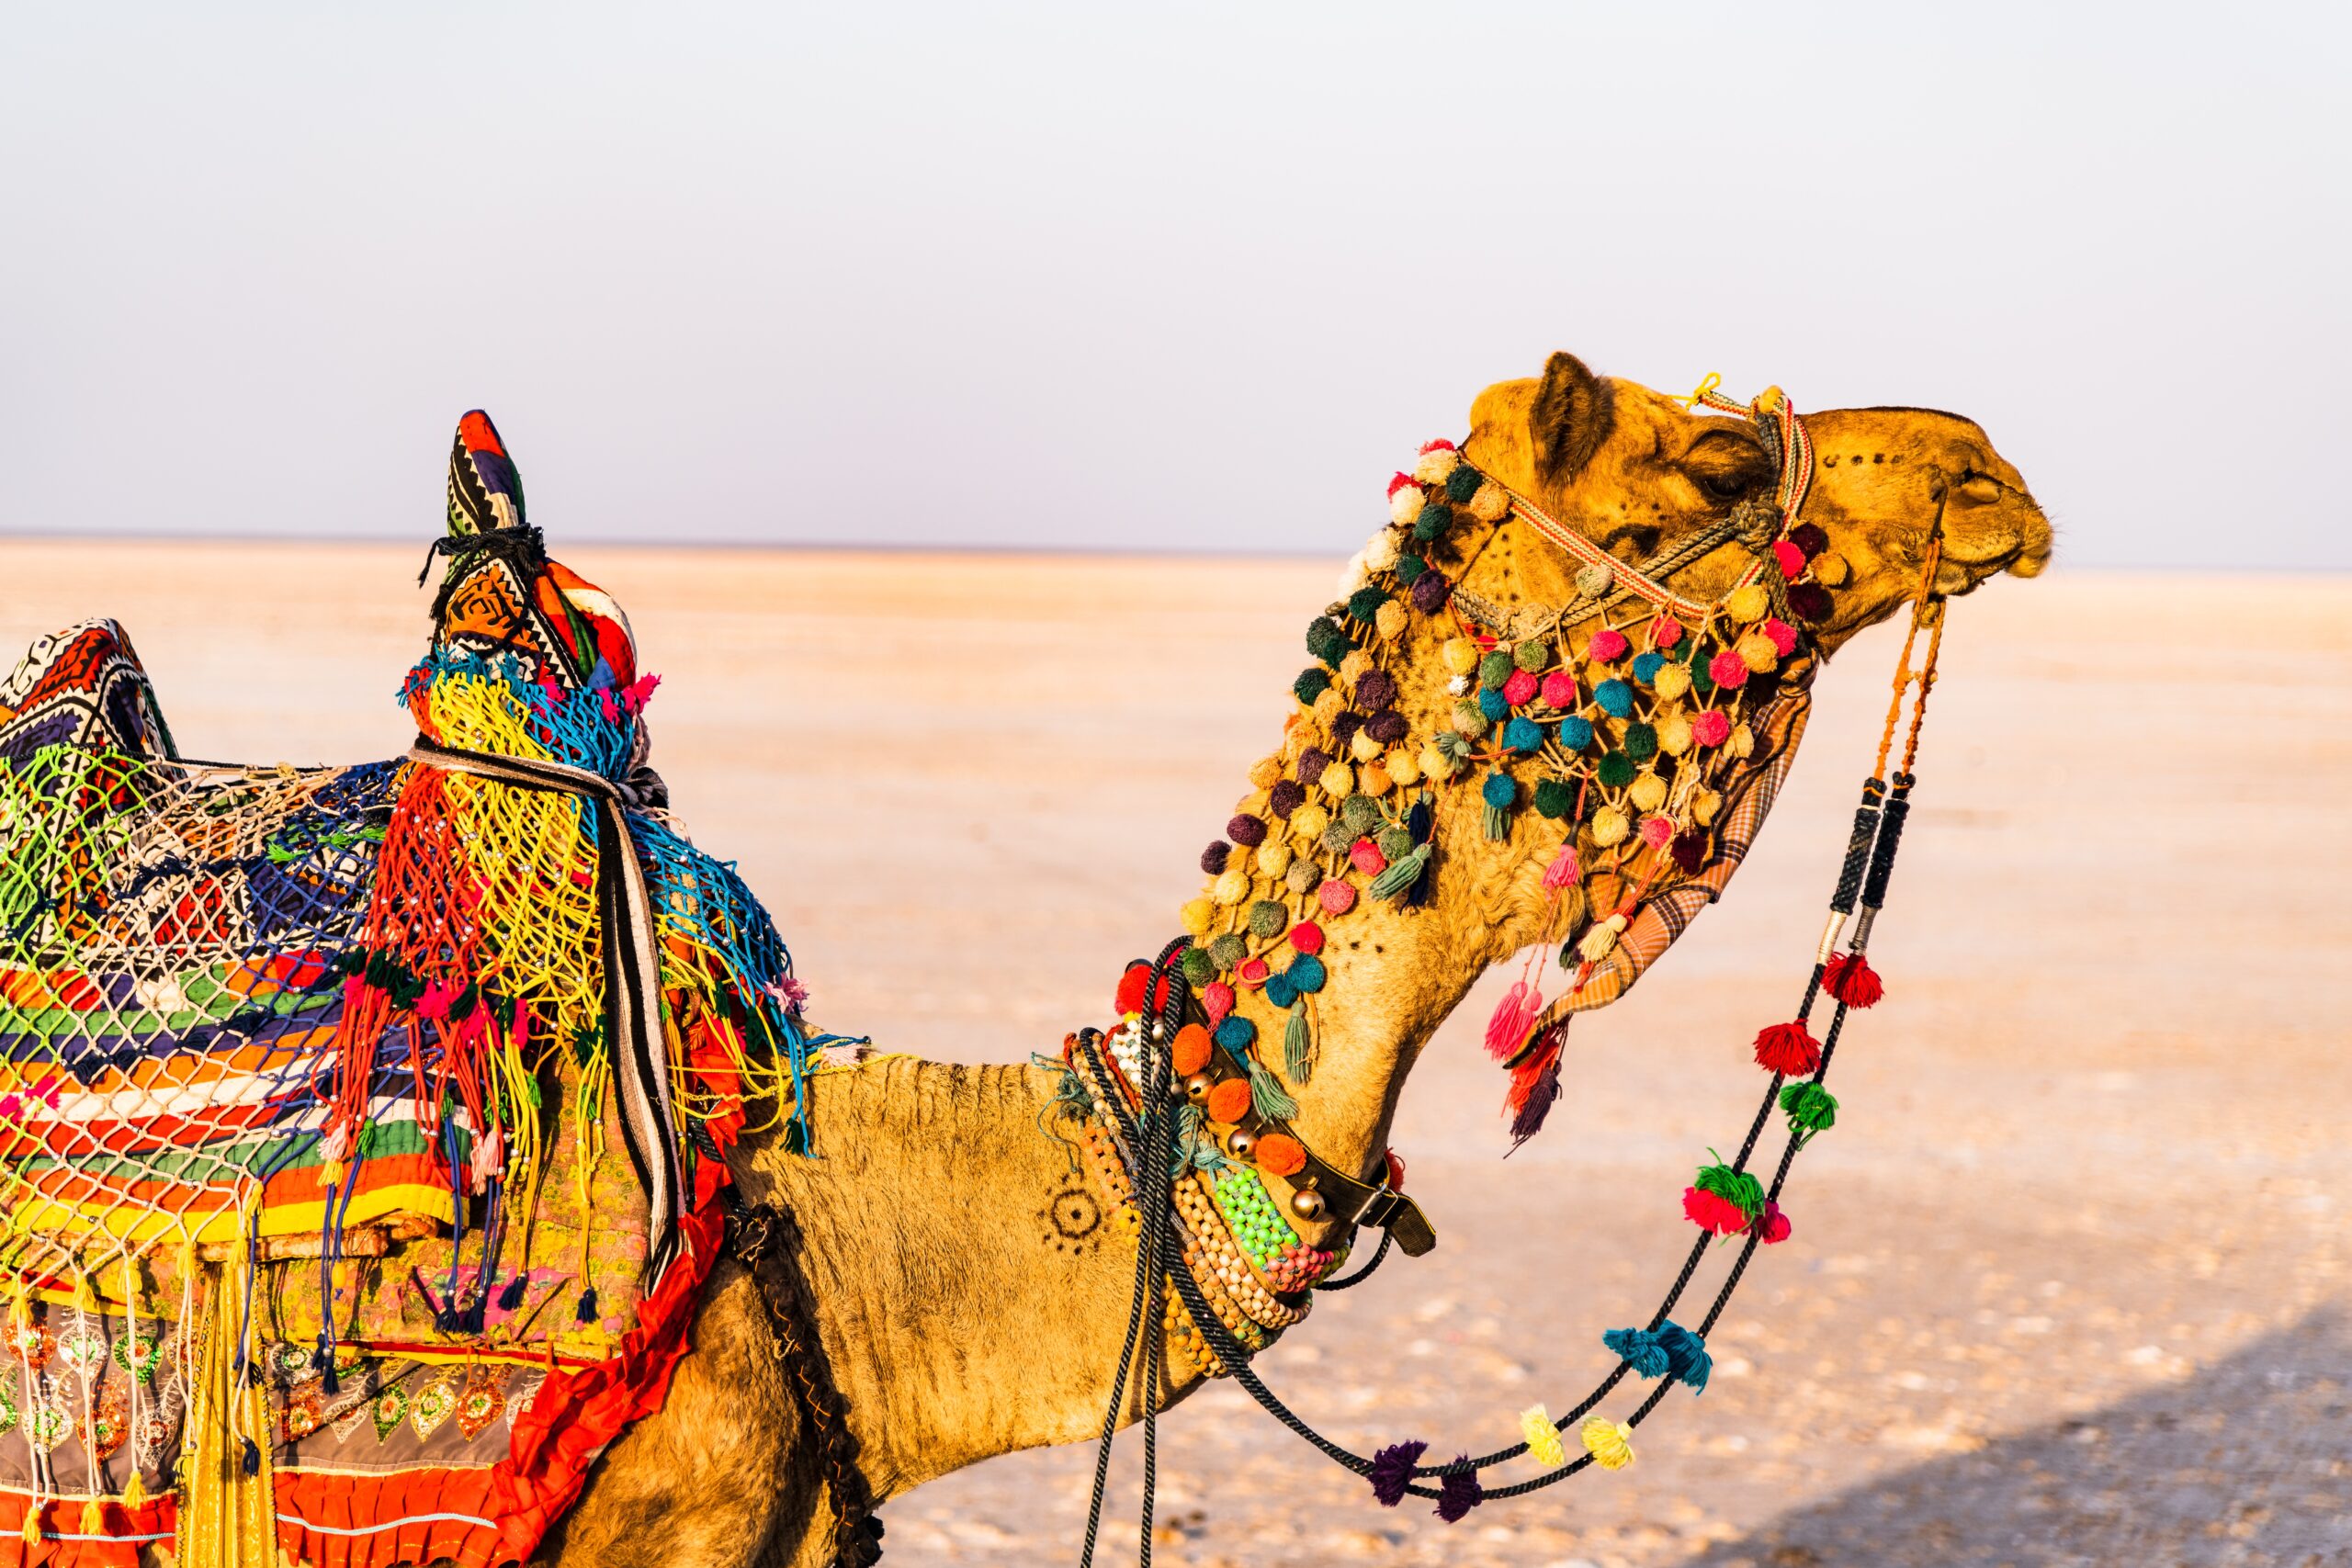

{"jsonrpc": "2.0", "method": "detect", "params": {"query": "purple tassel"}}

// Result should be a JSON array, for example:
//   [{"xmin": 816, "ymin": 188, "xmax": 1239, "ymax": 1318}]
[
  {"xmin": 1435, "ymin": 1461, "xmax": 1483, "ymax": 1523},
  {"xmin": 1368, "ymin": 1440, "xmax": 1426, "ymax": 1506},
  {"xmin": 1506, "ymin": 1052, "xmax": 1564, "ymax": 1149}
]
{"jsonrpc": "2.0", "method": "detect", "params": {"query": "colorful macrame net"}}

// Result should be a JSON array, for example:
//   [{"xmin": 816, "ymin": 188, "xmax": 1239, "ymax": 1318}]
[{"xmin": 0, "ymin": 414, "xmax": 829, "ymax": 1567}]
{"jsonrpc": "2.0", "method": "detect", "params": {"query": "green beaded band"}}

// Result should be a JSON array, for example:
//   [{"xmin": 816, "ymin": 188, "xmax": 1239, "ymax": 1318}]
[{"xmin": 1212, "ymin": 1168, "xmax": 1301, "ymax": 1269}]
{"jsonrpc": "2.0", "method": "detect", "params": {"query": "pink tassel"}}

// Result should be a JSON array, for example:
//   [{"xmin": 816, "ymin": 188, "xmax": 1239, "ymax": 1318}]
[
  {"xmin": 1203, "ymin": 982, "xmax": 1235, "ymax": 1026},
  {"xmin": 1542, "ymin": 845, "xmax": 1581, "ymax": 894},
  {"xmin": 1485, "ymin": 979, "xmax": 1543, "ymax": 1062}
]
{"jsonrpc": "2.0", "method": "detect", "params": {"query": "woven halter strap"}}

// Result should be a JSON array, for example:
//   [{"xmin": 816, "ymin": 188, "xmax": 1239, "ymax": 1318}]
[{"xmin": 1484, "ymin": 378, "xmax": 1818, "ymax": 624}]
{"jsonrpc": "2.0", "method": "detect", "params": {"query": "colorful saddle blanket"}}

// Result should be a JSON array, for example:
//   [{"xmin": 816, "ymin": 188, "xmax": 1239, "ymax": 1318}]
[{"xmin": 0, "ymin": 415, "xmax": 825, "ymax": 1567}]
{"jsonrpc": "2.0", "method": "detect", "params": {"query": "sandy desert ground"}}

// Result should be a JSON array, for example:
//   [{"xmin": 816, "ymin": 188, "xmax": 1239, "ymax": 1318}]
[{"xmin": 3, "ymin": 541, "xmax": 2347, "ymax": 1568}]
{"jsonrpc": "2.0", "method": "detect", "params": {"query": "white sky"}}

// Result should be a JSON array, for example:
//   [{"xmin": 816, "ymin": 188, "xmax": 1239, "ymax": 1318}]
[{"xmin": 2, "ymin": 3, "xmax": 2343, "ymax": 569}]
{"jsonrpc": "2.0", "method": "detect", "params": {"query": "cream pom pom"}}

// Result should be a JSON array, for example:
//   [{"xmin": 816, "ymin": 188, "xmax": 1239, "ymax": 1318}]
[
  {"xmin": 1337, "ymin": 650, "xmax": 1374, "ymax": 685},
  {"xmin": 1812, "ymin": 550, "xmax": 1851, "ymax": 586},
  {"xmin": 1312, "ymin": 689, "xmax": 1345, "ymax": 725},
  {"xmin": 1389, "ymin": 485, "xmax": 1426, "ymax": 527},
  {"xmin": 1374, "ymin": 600, "xmax": 1408, "ymax": 640},
  {"xmin": 1591, "ymin": 806, "xmax": 1630, "ymax": 847},
  {"xmin": 1469, "ymin": 481, "xmax": 1510, "ymax": 522},
  {"xmin": 1654, "ymin": 661, "xmax": 1691, "ymax": 700},
  {"xmin": 1692, "ymin": 788, "xmax": 1724, "ymax": 827},
  {"xmin": 1725, "ymin": 582, "xmax": 1770, "ymax": 624},
  {"xmin": 1181, "ymin": 897, "xmax": 1216, "ymax": 935},
  {"xmin": 1578, "ymin": 921, "xmax": 1620, "ymax": 961},
  {"xmin": 1213, "ymin": 869, "xmax": 1252, "ymax": 907},
  {"xmin": 1363, "ymin": 529, "xmax": 1401, "ymax": 574},
  {"xmin": 1350, "ymin": 729, "xmax": 1384, "ymax": 762},
  {"xmin": 1321, "ymin": 761, "xmax": 1355, "ymax": 800},
  {"xmin": 1257, "ymin": 841, "xmax": 1292, "ymax": 877},
  {"xmin": 1385, "ymin": 748, "xmax": 1421, "ymax": 787},
  {"xmin": 1337, "ymin": 553, "xmax": 1370, "ymax": 599},
  {"xmin": 1292, "ymin": 802, "xmax": 1330, "ymax": 839},
  {"xmin": 1628, "ymin": 773, "xmax": 1668, "ymax": 813},
  {"xmin": 1413, "ymin": 446, "xmax": 1460, "ymax": 485}
]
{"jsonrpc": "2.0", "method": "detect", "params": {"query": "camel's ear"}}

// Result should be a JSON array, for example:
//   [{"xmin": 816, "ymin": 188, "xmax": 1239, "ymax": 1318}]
[{"xmin": 1531, "ymin": 352, "xmax": 1614, "ymax": 485}]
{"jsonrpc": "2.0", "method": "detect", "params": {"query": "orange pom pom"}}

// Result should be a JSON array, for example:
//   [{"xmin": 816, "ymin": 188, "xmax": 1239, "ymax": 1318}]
[
  {"xmin": 1254, "ymin": 1134, "xmax": 1306, "ymax": 1177},
  {"xmin": 1172, "ymin": 1024, "xmax": 1213, "ymax": 1077},
  {"xmin": 1206, "ymin": 1077, "xmax": 1254, "ymax": 1125}
]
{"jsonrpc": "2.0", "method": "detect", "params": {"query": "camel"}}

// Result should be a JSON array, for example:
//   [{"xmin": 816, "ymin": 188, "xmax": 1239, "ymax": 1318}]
[{"xmin": 522, "ymin": 353, "xmax": 2051, "ymax": 1568}]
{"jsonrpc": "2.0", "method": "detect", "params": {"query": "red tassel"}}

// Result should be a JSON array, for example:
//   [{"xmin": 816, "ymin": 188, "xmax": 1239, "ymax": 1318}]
[
  {"xmin": 1752, "ymin": 1021, "xmax": 1823, "ymax": 1077},
  {"xmin": 1483, "ymin": 979, "xmax": 1542, "ymax": 1062},
  {"xmin": 1824, "ymin": 952, "xmax": 1883, "ymax": 1009}
]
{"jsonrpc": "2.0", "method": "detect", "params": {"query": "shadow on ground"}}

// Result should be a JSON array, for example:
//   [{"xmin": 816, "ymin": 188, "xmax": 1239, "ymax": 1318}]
[{"xmin": 1681, "ymin": 1309, "xmax": 2352, "ymax": 1568}]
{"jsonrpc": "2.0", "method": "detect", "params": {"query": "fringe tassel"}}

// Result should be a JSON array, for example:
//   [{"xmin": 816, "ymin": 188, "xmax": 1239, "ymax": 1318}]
[
  {"xmin": 1483, "ymin": 979, "xmax": 1542, "ymax": 1062},
  {"xmin": 1504, "ymin": 1021, "xmax": 1566, "ymax": 1147},
  {"xmin": 1246, "ymin": 1055, "xmax": 1298, "ymax": 1122},
  {"xmin": 1283, "ymin": 1007, "xmax": 1314, "ymax": 1086}
]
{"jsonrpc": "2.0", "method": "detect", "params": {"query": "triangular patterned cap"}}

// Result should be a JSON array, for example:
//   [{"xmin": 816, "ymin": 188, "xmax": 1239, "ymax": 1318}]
[{"xmin": 447, "ymin": 410, "xmax": 526, "ymax": 537}]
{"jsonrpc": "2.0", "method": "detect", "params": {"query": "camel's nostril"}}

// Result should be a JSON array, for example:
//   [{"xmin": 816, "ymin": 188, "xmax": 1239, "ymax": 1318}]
[{"xmin": 1956, "ymin": 476, "xmax": 2003, "ymax": 506}]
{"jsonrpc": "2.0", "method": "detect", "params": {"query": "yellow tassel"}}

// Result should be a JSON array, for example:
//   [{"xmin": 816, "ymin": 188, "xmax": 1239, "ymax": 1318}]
[
  {"xmin": 1519, "ymin": 1404, "xmax": 1566, "ymax": 1467},
  {"xmin": 1579, "ymin": 1415, "xmax": 1636, "ymax": 1471},
  {"xmin": 75, "ymin": 1271, "xmax": 101, "ymax": 1314},
  {"xmin": 122, "ymin": 1471, "xmax": 146, "ymax": 1510},
  {"xmin": 21, "ymin": 1506, "xmax": 40, "ymax": 1545},
  {"xmin": 80, "ymin": 1497, "xmax": 104, "ymax": 1536}
]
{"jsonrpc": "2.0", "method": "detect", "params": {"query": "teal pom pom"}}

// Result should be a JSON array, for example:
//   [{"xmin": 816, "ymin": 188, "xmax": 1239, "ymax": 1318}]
[
  {"xmin": 1594, "ymin": 678, "xmax": 1634, "ymax": 717},
  {"xmin": 1596, "ymin": 750, "xmax": 1636, "ymax": 787},
  {"xmin": 1265, "ymin": 972, "xmax": 1298, "ymax": 1009},
  {"xmin": 1214, "ymin": 1015, "xmax": 1257, "ymax": 1053},
  {"xmin": 1633, "ymin": 650, "xmax": 1666, "ymax": 683},
  {"xmin": 1623, "ymin": 721, "xmax": 1658, "ymax": 761},
  {"xmin": 1557, "ymin": 715, "xmax": 1594, "ymax": 750},
  {"xmin": 1503, "ymin": 716, "xmax": 1542, "ymax": 753},
  {"xmin": 1481, "ymin": 773, "xmax": 1517, "ymax": 809},
  {"xmin": 1444, "ymin": 464, "xmax": 1482, "ymax": 502},
  {"xmin": 1477, "ymin": 651, "xmax": 1515, "ymax": 689},
  {"xmin": 1602, "ymin": 1326, "xmax": 1671, "ymax": 1379},
  {"xmin": 1294, "ymin": 668, "xmax": 1331, "ymax": 706},
  {"xmin": 1306, "ymin": 615, "xmax": 1352, "ymax": 665},
  {"xmin": 1412, "ymin": 501, "xmax": 1452, "ymax": 542},
  {"xmin": 1533, "ymin": 778, "xmax": 1574, "ymax": 818},
  {"xmin": 1478, "ymin": 688, "xmax": 1509, "ymax": 722},
  {"xmin": 1346, "ymin": 586, "xmax": 1388, "ymax": 623},
  {"xmin": 1286, "ymin": 954, "xmax": 1327, "ymax": 993}
]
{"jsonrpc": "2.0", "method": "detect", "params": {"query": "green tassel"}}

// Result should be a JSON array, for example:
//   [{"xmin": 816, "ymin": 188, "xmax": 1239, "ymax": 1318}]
[
  {"xmin": 1483, "ymin": 803, "xmax": 1510, "ymax": 840},
  {"xmin": 1368, "ymin": 842, "xmax": 1431, "ymax": 901},
  {"xmin": 1283, "ymin": 1008, "xmax": 1313, "ymax": 1086},
  {"xmin": 1779, "ymin": 1081, "xmax": 1839, "ymax": 1142},
  {"xmin": 1246, "ymin": 1055, "xmax": 1298, "ymax": 1122}
]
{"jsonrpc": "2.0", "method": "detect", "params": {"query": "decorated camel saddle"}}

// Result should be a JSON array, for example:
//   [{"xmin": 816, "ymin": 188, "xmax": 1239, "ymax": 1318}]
[{"xmin": 0, "ymin": 414, "xmax": 835, "ymax": 1566}]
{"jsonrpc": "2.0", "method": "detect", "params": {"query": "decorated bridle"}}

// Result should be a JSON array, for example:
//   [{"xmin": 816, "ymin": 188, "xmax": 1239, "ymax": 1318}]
[{"xmin": 1057, "ymin": 378, "xmax": 1954, "ymax": 1565}]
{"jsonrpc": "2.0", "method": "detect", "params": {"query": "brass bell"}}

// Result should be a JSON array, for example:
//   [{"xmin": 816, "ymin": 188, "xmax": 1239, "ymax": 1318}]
[
  {"xmin": 1290, "ymin": 1189, "xmax": 1327, "ymax": 1221},
  {"xmin": 1183, "ymin": 1074, "xmax": 1215, "ymax": 1103},
  {"xmin": 1226, "ymin": 1128, "xmax": 1257, "ymax": 1161}
]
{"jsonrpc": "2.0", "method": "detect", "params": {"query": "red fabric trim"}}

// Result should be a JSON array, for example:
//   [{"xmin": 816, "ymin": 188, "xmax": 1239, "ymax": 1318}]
[{"xmin": 0, "ymin": 1488, "xmax": 176, "ymax": 1568}]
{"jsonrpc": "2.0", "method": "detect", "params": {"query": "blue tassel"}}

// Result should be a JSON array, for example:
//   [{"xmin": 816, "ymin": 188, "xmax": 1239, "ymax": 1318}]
[
  {"xmin": 1657, "ymin": 1322, "xmax": 1713, "ymax": 1393},
  {"xmin": 575, "ymin": 1286, "xmax": 600, "ymax": 1325},
  {"xmin": 498, "ymin": 1274, "xmax": 527, "ymax": 1311},
  {"xmin": 315, "ymin": 1337, "xmax": 338, "ymax": 1395},
  {"xmin": 1601, "ymin": 1325, "xmax": 1671, "ymax": 1379},
  {"xmin": 240, "ymin": 1437, "xmax": 262, "ymax": 1475}
]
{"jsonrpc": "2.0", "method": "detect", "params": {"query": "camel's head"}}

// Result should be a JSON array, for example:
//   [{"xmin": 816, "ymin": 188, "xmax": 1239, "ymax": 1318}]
[{"xmin": 1461, "ymin": 353, "xmax": 2051, "ymax": 652}]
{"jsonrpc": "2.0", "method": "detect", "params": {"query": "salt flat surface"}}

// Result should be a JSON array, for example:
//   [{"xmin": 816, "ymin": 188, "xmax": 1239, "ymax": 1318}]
[{"xmin": 5, "ymin": 543, "xmax": 2347, "ymax": 1567}]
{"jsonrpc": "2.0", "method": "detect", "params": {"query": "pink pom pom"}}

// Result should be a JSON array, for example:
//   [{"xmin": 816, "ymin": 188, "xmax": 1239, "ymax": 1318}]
[
  {"xmin": 1289, "ymin": 920, "xmax": 1326, "ymax": 956},
  {"xmin": 1386, "ymin": 471, "xmax": 1419, "ymax": 499},
  {"xmin": 1691, "ymin": 708, "xmax": 1732, "ymax": 747},
  {"xmin": 1588, "ymin": 628, "xmax": 1629, "ymax": 661},
  {"xmin": 1203, "ymin": 982, "xmax": 1234, "ymax": 1025},
  {"xmin": 1418, "ymin": 438, "xmax": 1456, "ymax": 455},
  {"xmin": 1318, "ymin": 878, "xmax": 1357, "ymax": 916},
  {"xmin": 1756, "ymin": 1201, "xmax": 1792, "ymax": 1245},
  {"xmin": 1501, "ymin": 669, "xmax": 1539, "ymax": 706},
  {"xmin": 1539, "ymin": 671, "xmax": 1577, "ymax": 708},
  {"xmin": 1238, "ymin": 957, "xmax": 1271, "ymax": 986},
  {"xmin": 1683, "ymin": 1187, "xmax": 1749, "ymax": 1236},
  {"xmin": 1351, "ymin": 838, "xmax": 1388, "ymax": 877},
  {"xmin": 1762, "ymin": 617, "xmax": 1799, "ymax": 657},
  {"xmin": 1648, "ymin": 615, "xmax": 1684, "ymax": 649},
  {"xmin": 1772, "ymin": 539, "xmax": 1806, "ymax": 580},
  {"xmin": 1542, "ymin": 845, "xmax": 1581, "ymax": 892},
  {"xmin": 1639, "ymin": 815, "xmax": 1676, "ymax": 849},
  {"xmin": 1708, "ymin": 649, "xmax": 1749, "ymax": 687}
]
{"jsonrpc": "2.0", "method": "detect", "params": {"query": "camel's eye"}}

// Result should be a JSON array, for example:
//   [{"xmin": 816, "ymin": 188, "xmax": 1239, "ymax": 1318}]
[
  {"xmin": 1683, "ymin": 428, "xmax": 1770, "ymax": 504},
  {"xmin": 1698, "ymin": 470, "xmax": 1747, "ymax": 502}
]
